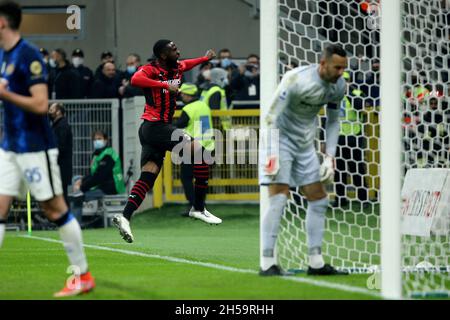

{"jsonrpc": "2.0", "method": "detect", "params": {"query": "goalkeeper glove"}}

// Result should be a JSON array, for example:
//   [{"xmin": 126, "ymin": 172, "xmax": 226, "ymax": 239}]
[
  {"xmin": 264, "ymin": 155, "xmax": 280, "ymax": 176},
  {"xmin": 320, "ymin": 154, "xmax": 335, "ymax": 185}
]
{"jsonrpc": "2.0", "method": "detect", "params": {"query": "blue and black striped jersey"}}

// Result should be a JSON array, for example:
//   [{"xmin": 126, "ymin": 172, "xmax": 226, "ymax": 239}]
[{"xmin": 0, "ymin": 38, "xmax": 56, "ymax": 153}]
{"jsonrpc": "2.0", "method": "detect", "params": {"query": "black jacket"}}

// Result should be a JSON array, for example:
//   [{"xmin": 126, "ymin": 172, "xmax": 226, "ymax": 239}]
[
  {"xmin": 73, "ymin": 65, "xmax": 94, "ymax": 98},
  {"xmin": 119, "ymin": 70, "xmax": 144, "ymax": 98},
  {"xmin": 90, "ymin": 73, "xmax": 121, "ymax": 99},
  {"xmin": 48, "ymin": 63, "xmax": 83, "ymax": 99},
  {"xmin": 80, "ymin": 147, "xmax": 118, "ymax": 194},
  {"xmin": 51, "ymin": 116, "xmax": 73, "ymax": 188},
  {"xmin": 230, "ymin": 70, "xmax": 260, "ymax": 108}
]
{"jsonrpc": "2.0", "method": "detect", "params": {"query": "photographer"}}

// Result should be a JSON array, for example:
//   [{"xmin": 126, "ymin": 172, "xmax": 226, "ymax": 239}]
[{"xmin": 230, "ymin": 54, "xmax": 260, "ymax": 109}]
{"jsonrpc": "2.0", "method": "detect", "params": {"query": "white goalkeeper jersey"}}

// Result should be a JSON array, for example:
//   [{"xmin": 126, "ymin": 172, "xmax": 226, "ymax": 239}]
[{"xmin": 267, "ymin": 64, "xmax": 346, "ymax": 151}]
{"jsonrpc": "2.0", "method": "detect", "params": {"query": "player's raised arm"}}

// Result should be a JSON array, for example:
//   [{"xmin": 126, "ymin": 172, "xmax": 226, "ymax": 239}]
[
  {"xmin": 180, "ymin": 49, "xmax": 216, "ymax": 72},
  {"xmin": 0, "ymin": 81, "xmax": 48, "ymax": 115}
]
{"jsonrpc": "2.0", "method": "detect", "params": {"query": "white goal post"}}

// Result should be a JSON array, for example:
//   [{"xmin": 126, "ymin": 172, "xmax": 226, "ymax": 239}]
[{"xmin": 379, "ymin": 0, "xmax": 401, "ymax": 299}]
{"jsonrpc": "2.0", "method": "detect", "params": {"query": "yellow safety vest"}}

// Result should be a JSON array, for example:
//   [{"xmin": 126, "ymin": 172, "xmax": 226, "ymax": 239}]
[
  {"xmin": 339, "ymin": 89, "xmax": 363, "ymax": 136},
  {"xmin": 200, "ymin": 85, "xmax": 231, "ymax": 130},
  {"xmin": 183, "ymin": 100, "xmax": 215, "ymax": 151}
]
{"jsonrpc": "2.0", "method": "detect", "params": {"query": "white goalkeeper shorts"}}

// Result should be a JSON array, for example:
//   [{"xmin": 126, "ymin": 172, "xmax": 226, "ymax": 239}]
[
  {"xmin": 0, "ymin": 148, "xmax": 63, "ymax": 201},
  {"xmin": 259, "ymin": 134, "xmax": 320, "ymax": 188}
]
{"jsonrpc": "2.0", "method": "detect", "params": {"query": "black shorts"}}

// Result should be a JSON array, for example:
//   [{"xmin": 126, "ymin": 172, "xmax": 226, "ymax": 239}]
[{"xmin": 138, "ymin": 121, "xmax": 191, "ymax": 168}]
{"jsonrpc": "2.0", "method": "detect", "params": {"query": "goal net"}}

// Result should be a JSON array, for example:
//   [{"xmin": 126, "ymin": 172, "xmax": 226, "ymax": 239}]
[{"xmin": 265, "ymin": 0, "xmax": 449, "ymax": 298}]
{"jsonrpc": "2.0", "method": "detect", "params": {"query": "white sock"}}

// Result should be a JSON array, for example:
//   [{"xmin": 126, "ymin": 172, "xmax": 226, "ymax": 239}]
[
  {"xmin": 261, "ymin": 256, "xmax": 277, "ymax": 271},
  {"xmin": 0, "ymin": 222, "xmax": 5, "ymax": 248},
  {"xmin": 261, "ymin": 193, "xmax": 288, "ymax": 270},
  {"xmin": 58, "ymin": 215, "xmax": 88, "ymax": 274},
  {"xmin": 306, "ymin": 197, "xmax": 329, "ymax": 268},
  {"xmin": 309, "ymin": 252, "xmax": 325, "ymax": 269}
]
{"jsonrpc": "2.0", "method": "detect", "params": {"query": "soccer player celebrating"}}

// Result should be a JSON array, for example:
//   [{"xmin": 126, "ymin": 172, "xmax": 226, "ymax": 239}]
[
  {"xmin": 113, "ymin": 40, "xmax": 222, "ymax": 243},
  {"xmin": 260, "ymin": 45, "xmax": 349, "ymax": 276},
  {"xmin": 0, "ymin": 1, "xmax": 94, "ymax": 296}
]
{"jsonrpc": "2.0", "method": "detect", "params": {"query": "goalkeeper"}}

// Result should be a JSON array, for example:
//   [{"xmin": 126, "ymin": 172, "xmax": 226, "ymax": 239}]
[{"xmin": 260, "ymin": 45, "xmax": 349, "ymax": 276}]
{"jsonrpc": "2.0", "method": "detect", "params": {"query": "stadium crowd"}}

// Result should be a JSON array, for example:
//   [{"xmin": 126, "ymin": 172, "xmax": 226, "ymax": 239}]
[{"xmin": 38, "ymin": 47, "xmax": 260, "ymax": 108}]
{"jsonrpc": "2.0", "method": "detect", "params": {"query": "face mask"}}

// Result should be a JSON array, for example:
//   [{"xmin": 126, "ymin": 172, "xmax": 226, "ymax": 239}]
[
  {"xmin": 49, "ymin": 58, "xmax": 56, "ymax": 68},
  {"xmin": 126, "ymin": 65, "xmax": 137, "ymax": 74},
  {"xmin": 93, "ymin": 139, "xmax": 106, "ymax": 150},
  {"xmin": 72, "ymin": 57, "xmax": 84, "ymax": 67},
  {"xmin": 202, "ymin": 69, "xmax": 211, "ymax": 80},
  {"xmin": 221, "ymin": 58, "xmax": 232, "ymax": 69}
]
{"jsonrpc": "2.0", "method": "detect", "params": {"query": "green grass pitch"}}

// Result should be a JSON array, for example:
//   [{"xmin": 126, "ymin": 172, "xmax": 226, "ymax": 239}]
[{"xmin": 0, "ymin": 204, "xmax": 381, "ymax": 299}]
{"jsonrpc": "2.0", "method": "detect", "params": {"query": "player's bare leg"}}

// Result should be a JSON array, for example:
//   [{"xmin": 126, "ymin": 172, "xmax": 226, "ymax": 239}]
[
  {"xmin": 188, "ymin": 140, "xmax": 222, "ymax": 225},
  {"xmin": 260, "ymin": 184, "xmax": 291, "ymax": 276},
  {"xmin": 0, "ymin": 195, "xmax": 13, "ymax": 248},
  {"xmin": 39, "ymin": 195, "xmax": 95, "ymax": 296},
  {"xmin": 115, "ymin": 161, "xmax": 161, "ymax": 243},
  {"xmin": 302, "ymin": 182, "xmax": 348, "ymax": 275}
]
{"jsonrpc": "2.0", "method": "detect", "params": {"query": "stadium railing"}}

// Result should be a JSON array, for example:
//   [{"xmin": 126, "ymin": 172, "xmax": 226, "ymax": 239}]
[{"xmin": 50, "ymin": 99, "xmax": 121, "ymax": 178}]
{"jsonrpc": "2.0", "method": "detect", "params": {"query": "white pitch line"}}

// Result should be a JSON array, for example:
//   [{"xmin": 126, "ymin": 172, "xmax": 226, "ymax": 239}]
[{"xmin": 20, "ymin": 234, "xmax": 381, "ymax": 298}]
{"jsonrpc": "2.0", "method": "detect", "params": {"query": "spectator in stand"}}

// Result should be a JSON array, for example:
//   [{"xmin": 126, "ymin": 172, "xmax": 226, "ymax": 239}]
[
  {"xmin": 48, "ymin": 48, "xmax": 82, "ymax": 99},
  {"xmin": 118, "ymin": 53, "xmax": 143, "ymax": 98},
  {"xmin": 39, "ymin": 47, "xmax": 51, "ymax": 73},
  {"xmin": 95, "ymin": 51, "xmax": 114, "ymax": 78},
  {"xmin": 215, "ymin": 48, "xmax": 237, "ymax": 71},
  {"xmin": 71, "ymin": 48, "xmax": 94, "ymax": 98},
  {"xmin": 230, "ymin": 53, "xmax": 260, "ymax": 108},
  {"xmin": 200, "ymin": 68, "xmax": 231, "ymax": 130},
  {"xmin": 196, "ymin": 61, "xmax": 213, "ymax": 92},
  {"xmin": 48, "ymin": 103, "xmax": 73, "ymax": 205},
  {"xmin": 90, "ymin": 62, "xmax": 121, "ymax": 98},
  {"xmin": 39, "ymin": 47, "xmax": 49, "ymax": 64},
  {"xmin": 416, "ymin": 95, "xmax": 448, "ymax": 168},
  {"xmin": 215, "ymin": 48, "xmax": 237, "ymax": 104},
  {"xmin": 71, "ymin": 130, "xmax": 125, "ymax": 223},
  {"xmin": 404, "ymin": 71, "xmax": 430, "ymax": 111}
]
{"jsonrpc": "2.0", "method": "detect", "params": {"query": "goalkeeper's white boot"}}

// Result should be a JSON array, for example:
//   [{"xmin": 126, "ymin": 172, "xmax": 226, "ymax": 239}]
[
  {"xmin": 112, "ymin": 214, "xmax": 134, "ymax": 243},
  {"xmin": 189, "ymin": 207, "xmax": 222, "ymax": 225}
]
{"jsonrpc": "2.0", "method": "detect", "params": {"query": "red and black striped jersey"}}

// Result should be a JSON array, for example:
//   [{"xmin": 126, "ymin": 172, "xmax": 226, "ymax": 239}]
[{"xmin": 131, "ymin": 56, "xmax": 209, "ymax": 123}]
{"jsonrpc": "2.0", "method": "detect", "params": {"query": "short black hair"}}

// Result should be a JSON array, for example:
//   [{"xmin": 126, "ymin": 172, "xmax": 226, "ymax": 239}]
[
  {"xmin": 92, "ymin": 130, "xmax": 108, "ymax": 140},
  {"xmin": 322, "ymin": 44, "xmax": 347, "ymax": 60},
  {"xmin": 153, "ymin": 39, "xmax": 172, "ymax": 59},
  {"xmin": 218, "ymin": 48, "xmax": 231, "ymax": 55},
  {"xmin": 54, "ymin": 48, "xmax": 67, "ymax": 60},
  {"xmin": 0, "ymin": 1, "xmax": 21, "ymax": 30},
  {"xmin": 247, "ymin": 53, "xmax": 260, "ymax": 60}
]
